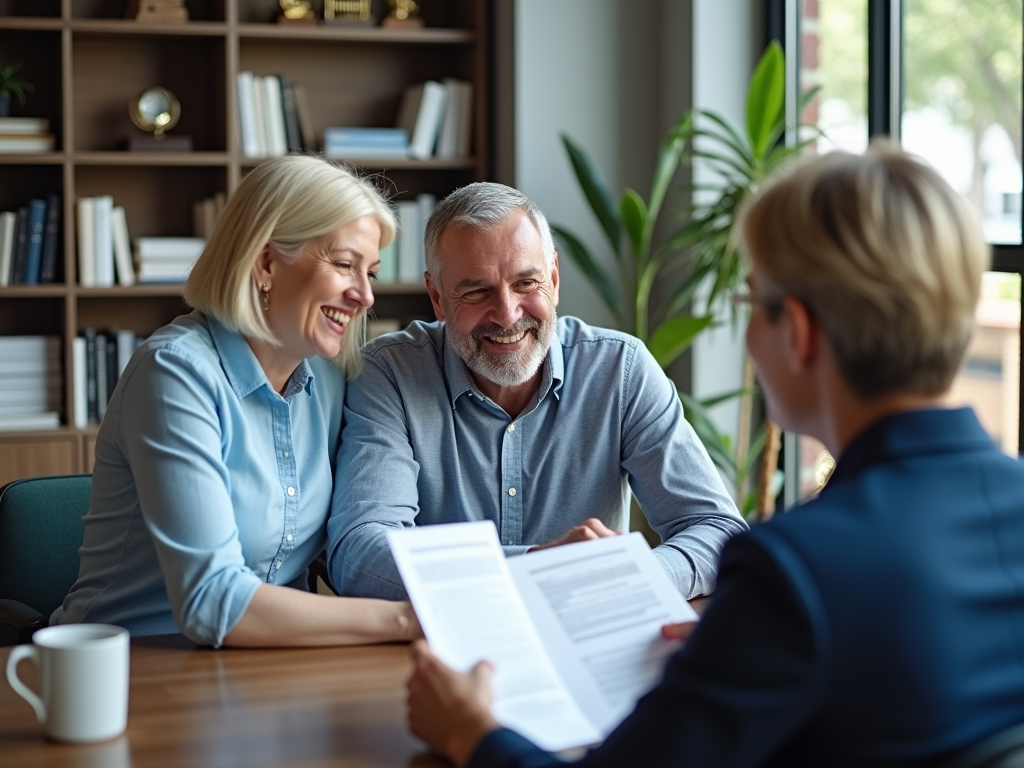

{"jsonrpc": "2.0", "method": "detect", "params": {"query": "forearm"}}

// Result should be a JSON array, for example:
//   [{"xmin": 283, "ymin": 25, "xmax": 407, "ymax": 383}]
[
  {"xmin": 654, "ymin": 516, "xmax": 746, "ymax": 597},
  {"xmin": 223, "ymin": 583, "xmax": 417, "ymax": 647}
]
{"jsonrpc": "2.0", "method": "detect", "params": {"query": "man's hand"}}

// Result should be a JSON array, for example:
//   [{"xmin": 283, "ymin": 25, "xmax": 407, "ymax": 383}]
[
  {"xmin": 527, "ymin": 518, "xmax": 621, "ymax": 553},
  {"xmin": 406, "ymin": 640, "xmax": 500, "ymax": 767},
  {"xmin": 660, "ymin": 597, "xmax": 708, "ymax": 643}
]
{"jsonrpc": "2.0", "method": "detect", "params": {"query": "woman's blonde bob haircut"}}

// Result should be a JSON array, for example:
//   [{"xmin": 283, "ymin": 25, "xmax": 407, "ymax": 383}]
[
  {"xmin": 184, "ymin": 155, "xmax": 396, "ymax": 377},
  {"xmin": 740, "ymin": 141, "xmax": 990, "ymax": 400}
]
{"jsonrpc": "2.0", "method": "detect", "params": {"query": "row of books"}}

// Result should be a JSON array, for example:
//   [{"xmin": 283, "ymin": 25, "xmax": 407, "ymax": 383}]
[
  {"xmin": 71, "ymin": 328, "xmax": 142, "ymax": 428},
  {"xmin": 0, "ymin": 194, "xmax": 62, "ymax": 286},
  {"xmin": 0, "ymin": 117, "xmax": 55, "ymax": 154},
  {"xmin": 323, "ymin": 78, "xmax": 472, "ymax": 161},
  {"xmin": 133, "ymin": 237, "xmax": 205, "ymax": 283},
  {"xmin": 0, "ymin": 336, "xmax": 62, "ymax": 432},
  {"xmin": 236, "ymin": 72, "xmax": 311, "ymax": 159},
  {"xmin": 378, "ymin": 194, "xmax": 436, "ymax": 284}
]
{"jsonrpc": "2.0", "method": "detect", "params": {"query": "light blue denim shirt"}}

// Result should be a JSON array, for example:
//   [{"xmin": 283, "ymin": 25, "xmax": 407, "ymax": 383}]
[
  {"xmin": 53, "ymin": 311, "xmax": 344, "ymax": 646},
  {"xmin": 328, "ymin": 316, "xmax": 745, "ymax": 600}
]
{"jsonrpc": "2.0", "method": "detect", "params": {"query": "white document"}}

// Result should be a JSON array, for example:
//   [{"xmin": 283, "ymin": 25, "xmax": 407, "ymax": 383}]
[{"xmin": 388, "ymin": 521, "xmax": 697, "ymax": 752}]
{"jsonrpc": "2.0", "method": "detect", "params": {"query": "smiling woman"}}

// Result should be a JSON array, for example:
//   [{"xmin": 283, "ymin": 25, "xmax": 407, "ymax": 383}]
[{"xmin": 51, "ymin": 156, "xmax": 420, "ymax": 649}]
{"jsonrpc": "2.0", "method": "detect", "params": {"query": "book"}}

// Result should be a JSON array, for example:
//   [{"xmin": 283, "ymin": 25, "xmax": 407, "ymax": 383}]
[
  {"xmin": 324, "ymin": 127, "xmax": 410, "ymax": 147},
  {"xmin": 261, "ymin": 74, "xmax": 288, "ymax": 157},
  {"xmin": 377, "ymin": 237, "xmax": 398, "ymax": 283},
  {"xmin": 436, "ymin": 78, "xmax": 468, "ymax": 159},
  {"xmin": 388, "ymin": 522, "xmax": 697, "ymax": 752},
  {"xmin": 0, "ymin": 335, "xmax": 60, "ymax": 354},
  {"xmin": 397, "ymin": 80, "xmax": 448, "ymax": 160},
  {"xmin": 278, "ymin": 73, "xmax": 303, "ymax": 152},
  {"xmin": 0, "ymin": 117, "xmax": 49, "ymax": 135},
  {"xmin": 0, "ymin": 134, "xmax": 55, "ymax": 153},
  {"xmin": 236, "ymin": 71, "xmax": 261, "ymax": 158},
  {"xmin": 251, "ymin": 75, "xmax": 269, "ymax": 157},
  {"xmin": 116, "ymin": 329, "xmax": 137, "ymax": 377},
  {"xmin": 111, "ymin": 205, "xmax": 136, "ymax": 287},
  {"xmin": 135, "ymin": 237, "xmax": 205, "ymax": 259},
  {"xmin": 0, "ymin": 210, "xmax": 16, "ymax": 287},
  {"xmin": 39, "ymin": 193, "xmax": 62, "ymax": 283},
  {"xmin": 395, "ymin": 200, "xmax": 422, "ymax": 284},
  {"xmin": 292, "ymin": 83, "xmax": 316, "ymax": 152},
  {"xmin": 95, "ymin": 332, "xmax": 109, "ymax": 419},
  {"xmin": 83, "ymin": 327, "xmax": 98, "ymax": 423},
  {"xmin": 0, "ymin": 412, "xmax": 61, "ymax": 431},
  {"xmin": 136, "ymin": 260, "xmax": 195, "ymax": 283},
  {"xmin": 93, "ymin": 195, "xmax": 115, "ymax": 287},
  {"xmin": 77, "ymin": 197, "xmax": 96, "ymax": 287},
  {"xmin": 72, "ymin": 337, "xmax": 87, "ymax": 429},
  {"xmin": 366, "ymin": 318, "xmax": 400, "ymax": 339},
  {"xmin": 22, "ymin": 198, "xmax": 47, "ymax": 284},
  {"xmin": 10, "ymin": 207, "xmax": 29, "ymax": 284}
]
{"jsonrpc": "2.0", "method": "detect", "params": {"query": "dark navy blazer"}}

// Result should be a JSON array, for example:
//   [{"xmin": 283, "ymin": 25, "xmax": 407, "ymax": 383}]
[{"xmin": 469, "ymin": 408, "xmax": 1024, "ymax": 768}]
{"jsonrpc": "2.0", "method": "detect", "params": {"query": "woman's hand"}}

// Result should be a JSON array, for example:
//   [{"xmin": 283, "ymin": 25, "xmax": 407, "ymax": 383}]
[{"xmin": 406, "ymin": 640, "xmax": 500, "ymax": 767}]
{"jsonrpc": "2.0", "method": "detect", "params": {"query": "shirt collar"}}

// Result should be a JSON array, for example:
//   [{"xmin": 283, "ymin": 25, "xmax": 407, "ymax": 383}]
[
  {"xmin": 827, "ymin": 407, "xmax": 996, "ymax": 488},
  {"xmin": 205, "ymin": 313, "xmax": 315, "ymax": 400},
  {"xmin": 442, "ymin": 323, "xmax": 565, "ymax": 409}
]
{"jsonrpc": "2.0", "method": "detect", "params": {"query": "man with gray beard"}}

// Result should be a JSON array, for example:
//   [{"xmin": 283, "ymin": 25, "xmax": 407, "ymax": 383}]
[{"xmin": 327, "ymin": 183, "xmax": 746, "ymax": 601}]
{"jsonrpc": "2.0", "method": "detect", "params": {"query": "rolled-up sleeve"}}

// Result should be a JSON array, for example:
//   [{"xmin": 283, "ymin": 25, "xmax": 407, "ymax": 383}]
[{"xmin": 114, "ymin": 347, "xmax": 262, "ymax": 645}]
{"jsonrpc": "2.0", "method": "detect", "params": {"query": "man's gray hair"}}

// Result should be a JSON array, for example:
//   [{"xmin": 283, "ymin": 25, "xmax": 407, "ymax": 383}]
[{"xmin": 424, "ymin": 182, "xmax": 556, "ymax": 281}]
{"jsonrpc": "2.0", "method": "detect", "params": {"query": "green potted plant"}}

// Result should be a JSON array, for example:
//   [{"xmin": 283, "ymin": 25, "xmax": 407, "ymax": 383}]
[
  {"xmin": 553, "ymin": 41, "xmax": 818, "ymax": 520},
  {"xmin": 0, "ymin": 61, "xmax": 33, "ymax": 118}
]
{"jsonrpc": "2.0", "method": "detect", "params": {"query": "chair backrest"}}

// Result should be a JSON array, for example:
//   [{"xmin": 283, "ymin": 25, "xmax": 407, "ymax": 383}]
[
  {"xmin": 946, "ymin": 723, "xmax": 1024, "ymax": 768},
  {"xmin": 0, "ymin": 474, "xmax": 91, "ymax": 643}
]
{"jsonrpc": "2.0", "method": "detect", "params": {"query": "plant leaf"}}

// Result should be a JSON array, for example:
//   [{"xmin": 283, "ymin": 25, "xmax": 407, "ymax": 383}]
[
  {"xmin": 620, "ymin": 188, "xmax": 647, "ymax": 260},
  {"xmin": 746, "ymin": 41, "xmax": 786, "ymax": 158},
  {"xmin": 550, "ymin": 224, "xmax": 623, "ymax": 325},
  {"xmin": 648, "ymin": 114, "xmax": 691, "ymax": 223},
  {"xmin": 561, "ymin": 133, "xmax": 622, "ymax": 259},
  {"xmin": 647, "ymin": 314, "xmax": 713, "ymax": 368}
]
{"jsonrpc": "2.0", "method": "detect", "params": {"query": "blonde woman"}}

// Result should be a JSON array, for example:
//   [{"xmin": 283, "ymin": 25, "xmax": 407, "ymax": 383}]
[{"xmin": 55, "ymin": 156, "xmax": 418, "ymax": 647}]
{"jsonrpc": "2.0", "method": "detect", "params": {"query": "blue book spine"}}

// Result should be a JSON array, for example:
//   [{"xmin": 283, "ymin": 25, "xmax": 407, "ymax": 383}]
[
  {"xmin": 39, "ymin": 193, "xmax": 62, "ymax": 283},
  {"xmin": 22, "ymin": 198, "xmax": 46, "ymax": 285},
  {"xmin": 10, "ymin": 206, "xmax": 29, "ymax": 284},
  {"xmin": 323, "ymin": 127, "xmax": 409, "ymax": 147}
]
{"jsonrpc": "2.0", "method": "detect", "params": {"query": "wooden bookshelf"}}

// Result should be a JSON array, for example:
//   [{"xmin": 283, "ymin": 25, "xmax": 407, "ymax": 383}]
[{"xmin": 0, "ymin": 0, "xmax": 489, "ymax": 484}]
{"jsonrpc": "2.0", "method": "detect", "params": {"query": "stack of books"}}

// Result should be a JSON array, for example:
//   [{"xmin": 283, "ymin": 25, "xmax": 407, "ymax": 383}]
[
  {"xmin": 71, "ymin": 328, "xmax": 140, "ymax": 427},
  {"xmin": 193, "ymin": 192, "xmax": 227, "ymax": 239},
  {"xmin": 323, "ymin": 128, "xmax": 409, "ymax": 160},
  {"xmin": 134, "ymin": 237, "xmax": 204, "ymax": 283},
  {"xmin": 236, "ymin": 72, "xmax": 310, "ymax": 158},
  {"xmin": 396, "ymin": 78, "xmax": 473, "ymax": 160},
  {"xmin": 0, "ymin": 117, "xmax": 55, "ymax": 154},
  {"xmin": 0, "ymin": 336, "xmax": 62, "ymax": 431},
  {"xmin": 76, "ymin": 196, "xmax": 135, "ymax": 287},
  {"xmin": 0, "ymin": 193, "xmax": 62, "ymax": 285}
]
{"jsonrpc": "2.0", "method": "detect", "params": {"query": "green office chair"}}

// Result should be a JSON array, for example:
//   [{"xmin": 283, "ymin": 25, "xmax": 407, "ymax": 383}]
[
  {"xmin": 0, "ymin": 474, "xmax": 91, "ymax": 646},
  {"xmin": 945, "ymin": 723, "xmax": 1024, "ymax": 768}
]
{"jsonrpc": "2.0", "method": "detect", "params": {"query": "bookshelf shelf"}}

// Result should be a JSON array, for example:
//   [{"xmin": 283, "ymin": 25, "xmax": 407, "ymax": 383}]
[{"xmin": 0, "ymin": 0, "xmax": 490, "ymax": 485}]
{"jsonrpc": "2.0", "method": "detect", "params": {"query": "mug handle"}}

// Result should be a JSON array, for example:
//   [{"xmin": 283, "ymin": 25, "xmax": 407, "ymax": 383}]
[{"xmin": 6, "ymin": 645, "xmax": 46, "ymax": 724}]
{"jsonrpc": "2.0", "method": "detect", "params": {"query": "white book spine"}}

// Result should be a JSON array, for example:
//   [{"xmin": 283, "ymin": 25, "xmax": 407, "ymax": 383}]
[
  {"xmin": 262, "ymin": 75, "xmax": 288, "ymax": 157},
  {"xmin": 116, "ymin": 329, "xmax": 136, "ymax": 377},
  {"xmin": 77, "ymin": 197, "xmax": 96, "ymax": 287},
  {"xmin": 416, "ymin": 193, "xmax": 436, "ymax": 277},
  {"xmin": 436, "ymin": 78, "xmax": 462, "ymax": 159},
  {"xmin": 236, "ymin": 71, "xmax": 261, "ymax": 158},
  {"xmin": 396, "ymin": 201, "xmax": 422, "ymax": 284},
  {"xmin": 251, "ymin": 75, "xmax": 269, "ymax": 157},
  {"xmin": 72, "ymin": 337, "xmax": 88, "ymax": 429},
  {"xmin": 409, "ymin": 81, "xmax": 448, "ymax": 160},
  {"xmin": 111, "ymin": 205, "xmax": 136, "ymax": 287},
  {"xmin": 0, "ymin": 210, "xmax": 16, "ymax": 287},
  {"xmin": 93, "ymin": 195, "xmax": 115, "ymax": 287}
]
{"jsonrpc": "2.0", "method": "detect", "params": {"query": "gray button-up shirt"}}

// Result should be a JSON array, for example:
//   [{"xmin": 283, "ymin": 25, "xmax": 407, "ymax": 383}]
[{"xmin": 327, "ymin": 316, "xmax": 746, "ymax": 600}]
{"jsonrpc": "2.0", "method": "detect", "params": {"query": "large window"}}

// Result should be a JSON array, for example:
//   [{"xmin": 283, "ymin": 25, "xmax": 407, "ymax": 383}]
[{"xmin": 774, "ymin": 0, "xmax": 1024, "ymax": 505}]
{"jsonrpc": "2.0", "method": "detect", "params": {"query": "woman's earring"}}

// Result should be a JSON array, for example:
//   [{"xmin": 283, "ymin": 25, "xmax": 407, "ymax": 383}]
[{"xmin": 261, "ymin": 282, "xmax": 270, "ymax": 313}]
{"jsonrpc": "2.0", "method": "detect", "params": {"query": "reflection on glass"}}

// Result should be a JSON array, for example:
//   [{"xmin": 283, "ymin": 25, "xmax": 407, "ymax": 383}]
[
  {"xmin": 947, "ymin": 272, "xmax": 1021, "ymax": 455},
  {"xmin": 902, "ymin": 0, "xmax": 1023, "ymax": 245},
  {"xmin": 804, "ymin": 0, "xmax": 869, "ymax": 154}
]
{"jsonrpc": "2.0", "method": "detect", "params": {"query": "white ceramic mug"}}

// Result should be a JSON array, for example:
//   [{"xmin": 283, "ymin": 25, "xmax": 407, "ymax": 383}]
[{"xmin": 5, "ymin": 623, "xmax": 130, "ymax": 742}]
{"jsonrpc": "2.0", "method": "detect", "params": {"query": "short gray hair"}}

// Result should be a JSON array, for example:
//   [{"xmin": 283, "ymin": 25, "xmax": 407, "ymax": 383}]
[{"xmin": 424, "ymin": 182, "xmax": 556, "ymax": 282}]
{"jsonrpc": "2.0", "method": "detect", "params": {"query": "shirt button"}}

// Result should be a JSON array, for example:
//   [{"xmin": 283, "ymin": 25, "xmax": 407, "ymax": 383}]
[
  {"xmin": 275, "ymin": 561, "xmax": 282, "ymax": 570},
  {"xmin": 286, "ymin": 487, "xmax": 295, "ymax": 496},
  {"xmin": 286, "ymin": 534, "xmax": 294, "ymax": 543},
  {"xmin": 508, "ymin": 487, "xmax": 517, "ymax": 497},
  {"xmin": 283, "ymin": 451, "xmax": 290, "ymax": 458},
  {"xmin": 507, "ymin": 423, "xmax": 516, "ymax": 433}
]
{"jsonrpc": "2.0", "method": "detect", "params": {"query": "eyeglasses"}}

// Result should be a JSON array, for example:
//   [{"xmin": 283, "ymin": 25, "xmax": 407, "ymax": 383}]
[{"xmin": 731, "ymin": 291, "xmax": 785, "ymax": 319}]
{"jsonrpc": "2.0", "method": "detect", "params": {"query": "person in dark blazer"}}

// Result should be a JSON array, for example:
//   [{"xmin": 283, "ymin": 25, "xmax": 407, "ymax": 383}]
[{"xmin": 403, "ymin": 141, "xmax": 1024, "ymax": 767}]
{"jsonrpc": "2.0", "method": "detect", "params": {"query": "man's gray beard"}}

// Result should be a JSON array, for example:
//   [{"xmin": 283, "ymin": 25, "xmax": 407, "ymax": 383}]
[{"xmin": 447, "ymin": 310, "xmax": 557, "ymax": 387}]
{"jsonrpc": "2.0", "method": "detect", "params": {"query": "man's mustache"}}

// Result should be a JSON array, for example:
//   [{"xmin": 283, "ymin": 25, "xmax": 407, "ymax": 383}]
[{"xmin": 471, "ymin": 316, "xmax": 541, "ymax": 342}]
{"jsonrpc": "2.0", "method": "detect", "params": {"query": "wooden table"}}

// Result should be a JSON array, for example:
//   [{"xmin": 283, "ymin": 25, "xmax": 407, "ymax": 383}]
[{"xmin": 1, "ymin": 636, "xmax": 448, "ymax": 768}]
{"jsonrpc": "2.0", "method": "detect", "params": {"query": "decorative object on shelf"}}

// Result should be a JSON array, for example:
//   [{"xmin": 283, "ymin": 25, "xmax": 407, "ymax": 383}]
[
  {"xmin": 382, "ymin": 0, "xmax": 424, "ymax": 28},
  {"xmin": 277, "ymin": 0, "xmax": 316, "ymax": 25},
  {"xmin": 324, "ymin": 0, "xmax": 373, "ymax": 25},
  {"xmin": 126, "ymin": 0, "xmax": 189, "ymax": 23},
  {"xmin": 127, "ymin": 86, "xmax": 192, "ymax": 151},
  {"xmin": 0, "ymin": 62, "xmax": 32, "ymax": 118}
]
